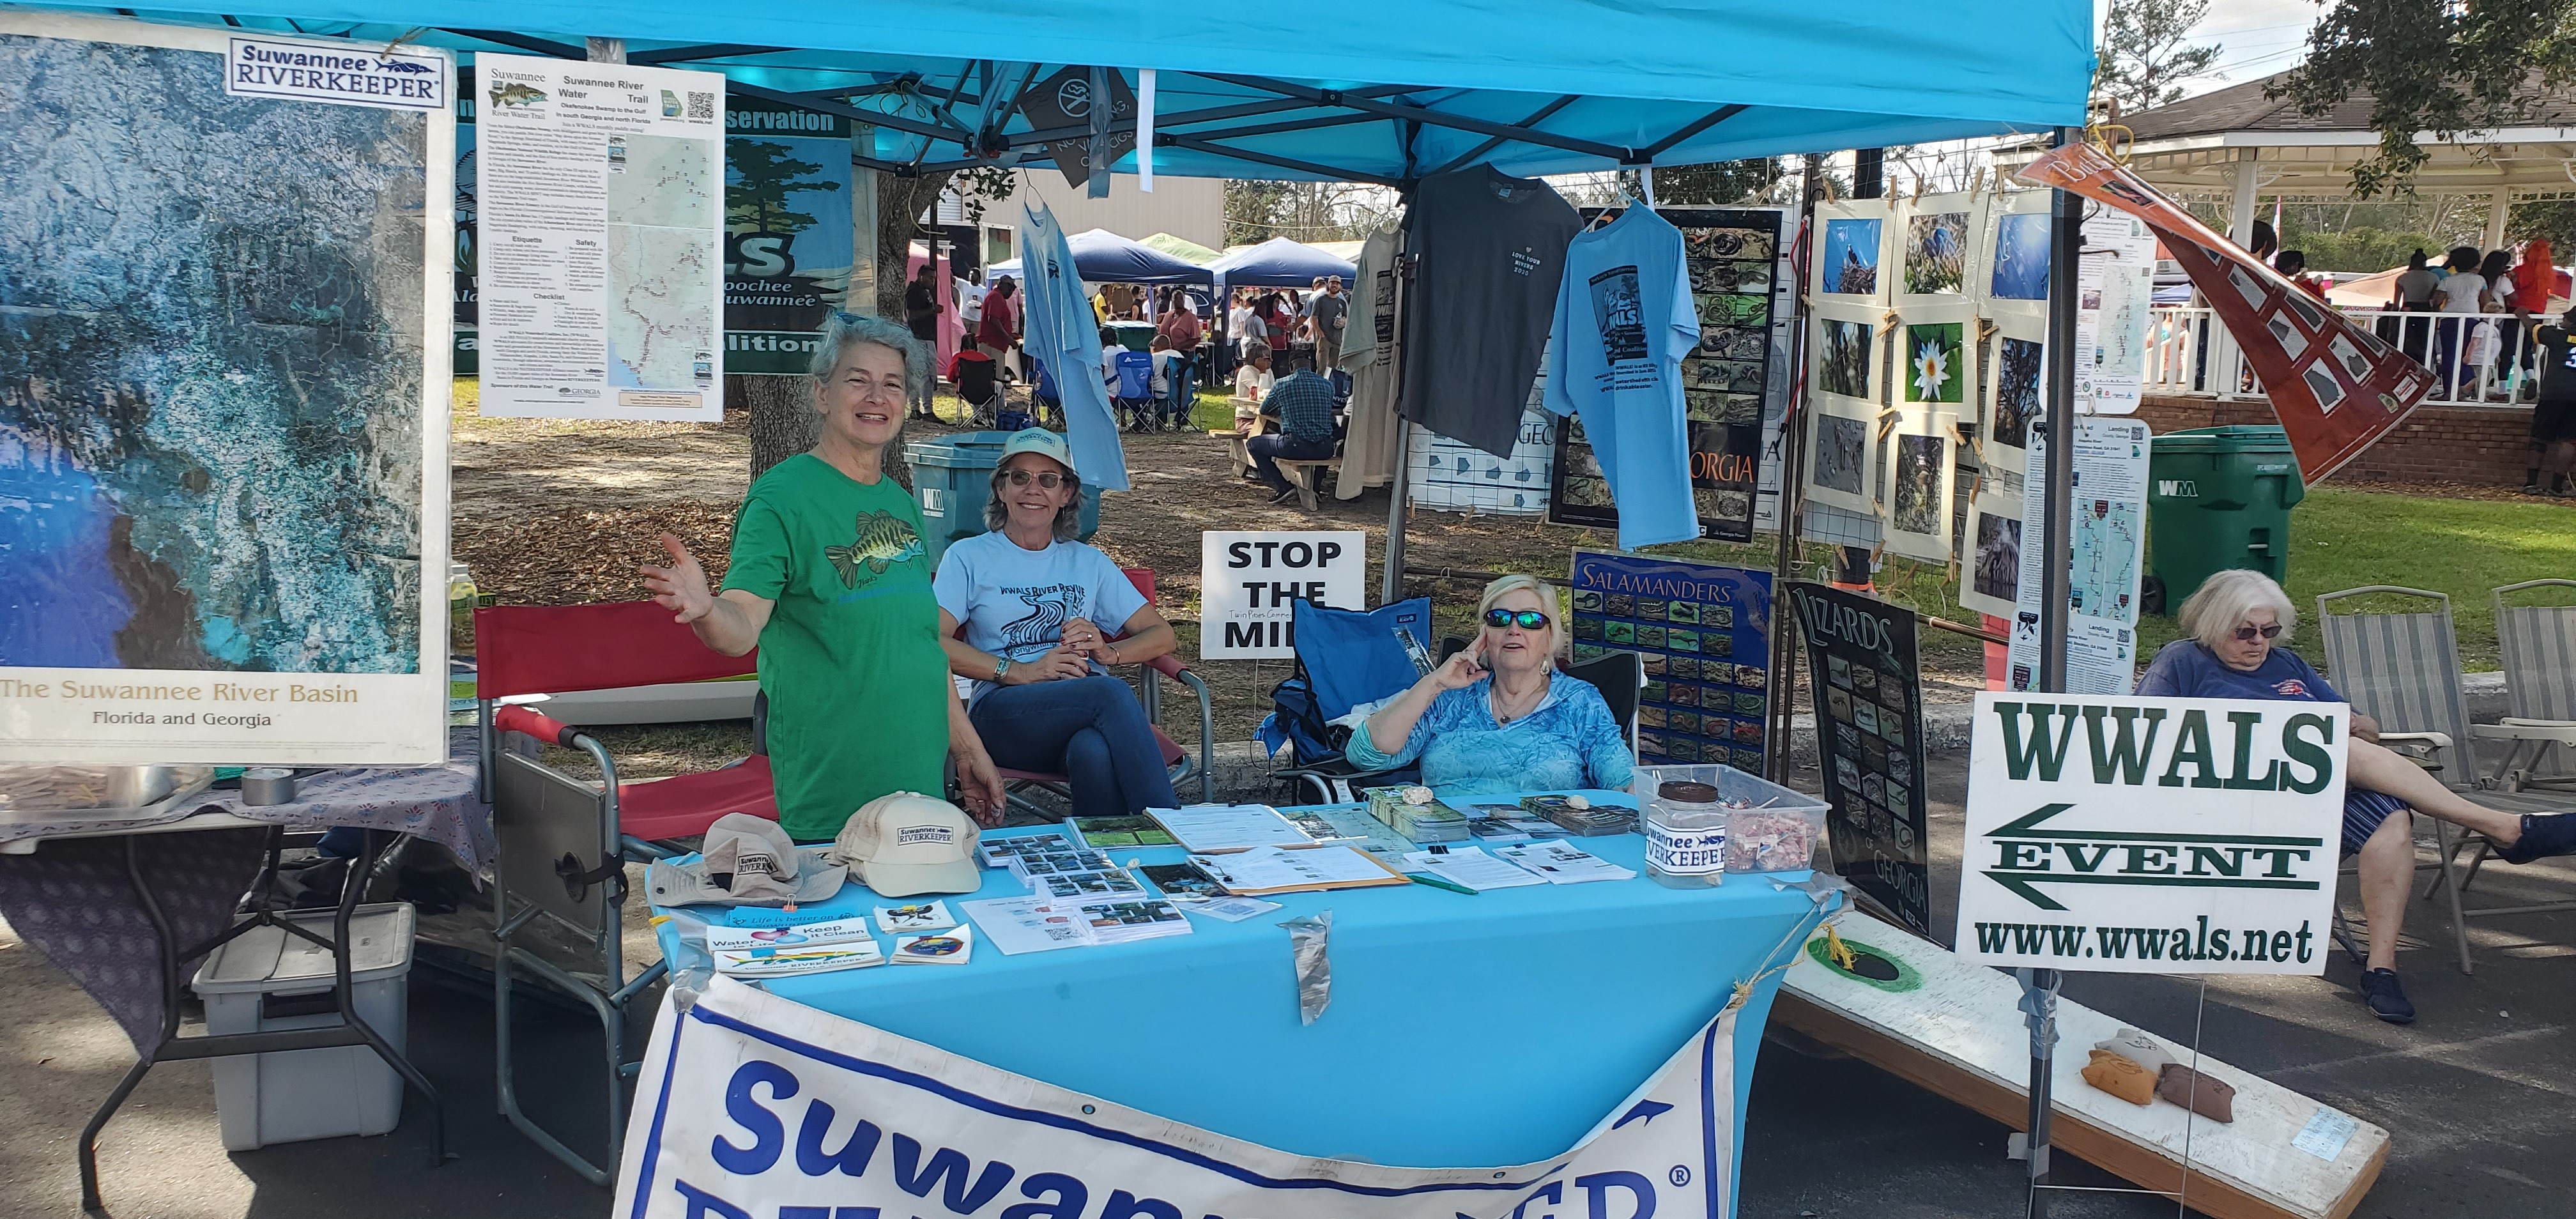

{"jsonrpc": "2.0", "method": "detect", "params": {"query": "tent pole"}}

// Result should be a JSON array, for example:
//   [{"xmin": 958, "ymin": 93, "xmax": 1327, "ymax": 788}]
[
  {"xmin": 1380, "ymin": 234, "xmax": 1419, "ymax": 607},
  {"xmin": 1764, "ymin": 154, "xmax": 1823, "ymax": 784},
  {"xmin": 2020, "ymin": 123, "xmax": 2085, "ymax": 1219}
]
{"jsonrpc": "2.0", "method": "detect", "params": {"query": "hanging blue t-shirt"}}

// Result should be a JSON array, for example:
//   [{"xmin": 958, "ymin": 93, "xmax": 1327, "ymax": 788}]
[
  {"xmin": 1019, "ymin": 204, "xmax": 1131, "ymax": 491},
  {"xmin": 1542, "ymin": 206, "xmax": 1701, "ymax": 551}
]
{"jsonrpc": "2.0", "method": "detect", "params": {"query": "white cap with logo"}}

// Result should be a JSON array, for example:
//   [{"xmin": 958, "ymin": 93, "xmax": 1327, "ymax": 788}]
[{"xmin": 828, "ymin": 792, "xmax": 984, "ymax": 897}]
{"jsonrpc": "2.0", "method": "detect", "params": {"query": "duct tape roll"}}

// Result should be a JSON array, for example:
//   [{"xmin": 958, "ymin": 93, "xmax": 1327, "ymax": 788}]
[{"xmin": 238, "ymin": 768, "xmax": 297, "ymax": 806}]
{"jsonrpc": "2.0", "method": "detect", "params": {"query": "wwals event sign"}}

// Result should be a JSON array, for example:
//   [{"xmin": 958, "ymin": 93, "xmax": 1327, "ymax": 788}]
[
  {"xmin": 619, "ymin": 977, "xmax": 1740, "ymax": 1219},
  {"xmin": 1955, "ymin": 693, "xmax": 2347, "ymax": 974},
  {"xmin": 1199, "ymin": 532, "xmax": 1366, "ymax": 659}
]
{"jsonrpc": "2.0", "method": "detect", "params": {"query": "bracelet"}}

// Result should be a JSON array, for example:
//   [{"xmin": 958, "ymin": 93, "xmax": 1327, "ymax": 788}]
[
  {"xmin": 1103, "ymin": 645, "xmax": 1121, "ymax": 666},
  {"xmin": 993, "ymin": 656, "xmax": 1011, "ymax": 682}
]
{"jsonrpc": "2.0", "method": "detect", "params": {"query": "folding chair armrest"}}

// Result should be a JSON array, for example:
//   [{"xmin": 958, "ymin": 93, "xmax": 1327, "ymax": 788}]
[
  {"xmin": 1142, "ymin": 652, "xmax": 1189, "ymax": 680},
  {"xmin": 496, "ymin": 703, "xmax": 581, "ymax": 749},
  {"xmin": 2375, "ymin": 730, "xmax": 2451, "ymax": 749},
  {"xmin": 2486, "ymin": 718, "xmax": 2576, "ymax": 742}
]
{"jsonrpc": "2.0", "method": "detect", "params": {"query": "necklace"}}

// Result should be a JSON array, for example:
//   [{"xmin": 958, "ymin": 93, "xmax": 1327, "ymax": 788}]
[{"xmin": 1490, "ymin": 676, "xmax": 1547, "ymax": 725}]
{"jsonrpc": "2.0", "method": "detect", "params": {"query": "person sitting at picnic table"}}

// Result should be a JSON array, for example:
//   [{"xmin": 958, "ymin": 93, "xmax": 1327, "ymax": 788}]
[
  {"xmin": 641, "ymin": 312, "xmax": 1006, "ymax": 839},
  {"xmin": 1232, "ymin": 344, "xmax": 1275, "ymax": 431},
  {"xmin": 1346, "ymin": 574, "xmax": 1633, "ymax": 798},
  {"xmin": 935, "ymin": 429, "xmax": 1181, "ymax": 818},
  {"xmin": 2136, "ymin": 569, "xmax": 2576, "ymax": 1025},
  {"xmin": 1248, "ymin": 367, "xmax": 1337, "ymax": 503}
]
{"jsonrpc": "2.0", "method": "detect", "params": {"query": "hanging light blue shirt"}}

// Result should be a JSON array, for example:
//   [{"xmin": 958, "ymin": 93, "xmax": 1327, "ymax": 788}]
[
  {"xmin": 1542, "ymin": 206, "xmax": 1701, "ymax": 551},
  {"xmin": 1019, "ymin": 203, "xmax": 1131, "ymax": 491}
]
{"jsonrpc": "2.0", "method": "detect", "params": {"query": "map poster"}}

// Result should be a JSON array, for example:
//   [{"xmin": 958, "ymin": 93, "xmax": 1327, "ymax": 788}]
[
  {"xmin": 2005, "ymin": 417, "xmax": 2152, "ymax": 695},
  {"xmin": 476, "ymin": 53, "xmax": 723, "ymax": 420},
  {"xmin": 1567, "ymin": 551, "xmax": 1772, "ymax": 770},
  {"xmin": 2075, "ymin": 210, "xmax": 2156, "ymax": 417},
  {"xmin": 1551, "ymin": 208, "xmax": 1781, "ymax": 544},
  {"xmin": 0, "ymin": 13, "xmax": 452, "ymax": 765},
  {"xmin": 1786, "ymin": 583, "xmax": 1932, "ymax": 936},
  {"xmin": 724, "ymin": 96, "xmax": 854, "ymax": 374}
]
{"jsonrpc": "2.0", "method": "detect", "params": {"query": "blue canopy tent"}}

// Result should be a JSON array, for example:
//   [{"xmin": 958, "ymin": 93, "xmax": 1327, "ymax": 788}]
[
  {"xmin": 10, "ymin": 0, "xmax": 2097, "ymax": 1197},
  {"xmin": 1210, "ymin": 237, "xmax": 1359, "ymax": 289},
  {"xmin": 985, "ymin": 227, "xmax": 1213, "ymax": 284}
]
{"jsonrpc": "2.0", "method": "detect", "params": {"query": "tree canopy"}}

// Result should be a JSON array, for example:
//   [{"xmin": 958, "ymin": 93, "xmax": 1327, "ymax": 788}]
[{"xmin": 2273, "ymin": 0, "xmax": 2576, "ymax": 195}]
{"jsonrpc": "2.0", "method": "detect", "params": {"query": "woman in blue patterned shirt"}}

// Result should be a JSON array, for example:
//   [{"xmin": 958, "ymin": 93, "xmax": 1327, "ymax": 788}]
[{"xmin": 1346, "ymin": 574, "xmax": 1634, "ymax": 797}]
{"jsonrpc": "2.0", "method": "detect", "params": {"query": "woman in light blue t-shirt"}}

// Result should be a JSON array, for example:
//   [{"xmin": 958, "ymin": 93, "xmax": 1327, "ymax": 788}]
[{"xmin": 934, "ymin": 429, "xmax": 1180, "ymax": 817}]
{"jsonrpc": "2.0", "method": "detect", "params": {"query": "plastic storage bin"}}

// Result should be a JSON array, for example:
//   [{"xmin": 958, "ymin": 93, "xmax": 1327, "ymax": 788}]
[
  {"xmin": 2145, "ymin": 425, "xmax": 2306, "ymax": 613},
  {"xmin": 904, "ymin": 430, "xmax": 1102, "ymax": 567},
  {"xmin": 1630, "ymin": 763, "xmax": 1829, "ymax": 876},
  {"xmin": 191, "ymin": 903, "xmax": 415, "ymax": 1151}
]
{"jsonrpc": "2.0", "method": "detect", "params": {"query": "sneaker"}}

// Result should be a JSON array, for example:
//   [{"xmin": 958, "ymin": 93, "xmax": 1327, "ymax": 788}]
[
  {"xmin": 2358, "ymin": 969, "xmax": 2416, "ymax": 1023},
  {"xmin": 1266, "ymin": 483, "xmax": 1300, "ymax": 503},
  {"xmin": 2497, "ymin": 812, "xmax": 2576, "ymax": 864}
]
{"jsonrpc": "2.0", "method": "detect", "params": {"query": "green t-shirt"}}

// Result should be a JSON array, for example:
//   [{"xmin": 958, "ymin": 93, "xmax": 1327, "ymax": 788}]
[{"xmin": 722, "ymin": 454, "xmax": 950, "ymax": 840}]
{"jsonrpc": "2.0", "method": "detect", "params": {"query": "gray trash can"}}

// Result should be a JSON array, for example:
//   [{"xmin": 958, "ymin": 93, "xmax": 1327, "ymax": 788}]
[{"xmin": 905, "ymin": 430, "xmax": 1101, "ymax": 567}]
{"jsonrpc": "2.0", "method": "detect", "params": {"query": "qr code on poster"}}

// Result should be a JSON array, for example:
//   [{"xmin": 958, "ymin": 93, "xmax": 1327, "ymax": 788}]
[{"xmin": 687, "ymin": 91, "xmax": 715, "ymax": 119}]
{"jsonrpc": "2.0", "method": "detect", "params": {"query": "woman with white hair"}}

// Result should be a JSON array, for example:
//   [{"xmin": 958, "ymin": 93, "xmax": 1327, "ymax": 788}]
[
  {"xmin": 1347, "ymin": 574, "xmax": 1634, "ymax": 797},
  {"xmin": 2137, "ymin": 568, "xmax": 2576, "ymax": 1023},
  {"xmin": 641, "ymin": 312, "xmax": 1007, "ymax": 838}
]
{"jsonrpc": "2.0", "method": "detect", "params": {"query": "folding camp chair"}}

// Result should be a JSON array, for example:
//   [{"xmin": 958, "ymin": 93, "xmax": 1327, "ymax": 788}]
[
  {"xmin": 1264, "ymin": 597, "xmax": 1439, "ymax": 803},
  {"xmin": 980, "ymin": 569, "xmax": 1217, "ymax": 818},
  {"xmin": 2484, "ymin": 579, "xmax": 2576, "ymax": 792},
  {"xmin": 949, "ymin": 349, "xmax": 1006, "ymax": 428},
  {"xmin": 475, "ymin": 601, "xmax": 772, "ymax": 1183},
  {"xmin": 2315, "ymin": 586, "xmax": 2570, "ymax": 972}
]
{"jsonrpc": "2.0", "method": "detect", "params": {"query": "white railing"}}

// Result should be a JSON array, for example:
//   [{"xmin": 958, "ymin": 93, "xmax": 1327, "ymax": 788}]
[{"xmin": 2144, "ymin": 303, "xmax": 2546, "ymax": 408}]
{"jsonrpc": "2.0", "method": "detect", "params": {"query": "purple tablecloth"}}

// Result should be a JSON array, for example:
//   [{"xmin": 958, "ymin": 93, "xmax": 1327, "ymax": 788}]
[{"xmin": 0, "ymin": 728, "xmax": 490, "ymax": 1050}]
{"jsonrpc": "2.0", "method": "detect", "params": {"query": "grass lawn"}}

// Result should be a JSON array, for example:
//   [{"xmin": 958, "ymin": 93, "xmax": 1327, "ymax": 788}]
[{"xmin": 2250, "ymin": 486, "xmax": 2576, "ymax": 670}]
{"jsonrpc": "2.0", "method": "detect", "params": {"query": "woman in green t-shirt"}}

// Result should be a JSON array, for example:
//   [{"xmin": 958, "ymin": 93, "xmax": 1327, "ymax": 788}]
[{"xmin": 640, "ymin": 314, "xmax": 1006, "ymax": 839}]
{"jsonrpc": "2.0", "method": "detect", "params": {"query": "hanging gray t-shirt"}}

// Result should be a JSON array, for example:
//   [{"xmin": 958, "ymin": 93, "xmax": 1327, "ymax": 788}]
[{"xmin": 1400, "ymin": 167, "xmax": 1581, "ymax": 457}]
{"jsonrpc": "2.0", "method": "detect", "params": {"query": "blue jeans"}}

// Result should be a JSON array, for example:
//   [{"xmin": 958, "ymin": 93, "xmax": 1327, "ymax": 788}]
[
  {"xmin": 970, "ymin": 675, "xmax": 1177, "ymax": 817},
  {"xmin": 1249, "ymin": 433, "xmax": 1333, "ymax": 491}
]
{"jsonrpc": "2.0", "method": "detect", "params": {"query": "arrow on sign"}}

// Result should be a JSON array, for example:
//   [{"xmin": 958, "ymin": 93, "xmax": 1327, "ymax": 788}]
[{"xmin": 1982, "ymin": 802, "xmax": 2327, "ymax": 912}]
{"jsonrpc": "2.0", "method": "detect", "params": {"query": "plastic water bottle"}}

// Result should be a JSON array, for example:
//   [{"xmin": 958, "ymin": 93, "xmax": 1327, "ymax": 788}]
[{"xmin": 447, "ymin": 563, "xmax": 478, "ymax": 655}]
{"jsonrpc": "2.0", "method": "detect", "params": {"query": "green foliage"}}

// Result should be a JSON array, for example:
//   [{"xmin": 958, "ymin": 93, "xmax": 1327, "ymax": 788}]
[
  {"xmin": 726, "ymin": 140, "xmax": 834, "ymax": 234},
  {"xmin": 2273, "ymin": 0, "xmax": 2576, "ymax": 195},
  {"xmin": 2511, "ymin": 199, "xmax": 2576, "ymax": 250},
  {"xmin": 2093, "ymin": 0, "xmax": 2225, "ymax": 118}
]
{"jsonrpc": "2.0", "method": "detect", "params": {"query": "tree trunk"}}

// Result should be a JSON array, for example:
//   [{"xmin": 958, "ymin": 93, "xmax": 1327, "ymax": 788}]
[{"xmin": 737, "ymin": 374, "xmax": 817, "ymax": 487}]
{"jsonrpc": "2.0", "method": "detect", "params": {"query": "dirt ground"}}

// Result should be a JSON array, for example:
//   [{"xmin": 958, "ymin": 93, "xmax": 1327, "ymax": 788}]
[{"xmin": 450, "ymin": 388, "xmax": 1991, "ymax": 778}]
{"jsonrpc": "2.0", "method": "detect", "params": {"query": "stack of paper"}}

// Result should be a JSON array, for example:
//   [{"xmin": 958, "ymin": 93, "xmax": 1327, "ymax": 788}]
[
  {"xmin": 875, "ymin": 901, "xmax": 958, "ymax": 933},
  {"xmin": 1068, "ymin": 815, "xmax": 1178, "ymax": 848},
  {"xmin": 1365, "ymin": 785, "xmax": 1471, "ymax": 842},
  {"xmin": 960, "ymin": 896, "xmax": 1094, "ymax": 955},
  {"xmin": 1190, "ymin": 845, "xmax": 1411, "ymax": 895},
  {"xmin": 1496, "ymin": 840, "xmax": 1637, "ymax": 884},
  {"xmin": 1521, "ymin": 794, "xmax": 1636, "ymax": 837},
  {"xmin": 1069, "ymin": 897, "xmax": 1194, "ymax": 944},
  {"xmin": 1181, "ymin": 896, "xmax": 1282, "ymax": 922},
  {"xmin": 1402, "ymin": 847, "xmax": 1546, "ymax": 891},
  {"xmin": 708, "ymin": 919, "xmax": 885, "ymax": 976},
  {"xmin": 1295, "ymin": 805, "xmax": 1417, "ymax": 861},
  {"xmin": 892, "ymin": 924, "xmax": 974, "ymax": 965},
  {"xmin": 980, "ymin": 833, "xmax": 1116, "ymax": 877},
  {"xmin": 1032, "ymin": 866, "xmax": 1147, "ymax": 900},
  {"xmin": 1464, "ymin": 804, "xmax": 1570, "ymax": 845},
  {"xmin": 1147, "ymin": 804, "xmax": 1317, "ymax": 853},
  {"xmin": 1137, "ymin": 861, "xmax": 1228, "ymax": 900}
]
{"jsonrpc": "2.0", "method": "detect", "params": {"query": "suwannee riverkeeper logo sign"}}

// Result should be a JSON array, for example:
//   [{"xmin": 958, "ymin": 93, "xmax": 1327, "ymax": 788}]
[{"xmin": 1954, "ymin": 693, "xmax": 2347, "ymax": 975}]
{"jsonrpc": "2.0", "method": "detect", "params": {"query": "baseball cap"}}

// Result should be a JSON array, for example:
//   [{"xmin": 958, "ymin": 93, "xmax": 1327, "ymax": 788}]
[
  {"xmin": 999, "ymin": 427, "xmax": 1076, "ymax": 476},
  {"xmin": 827, "ymin": 792, "xmax": 983, "ymax": 897},
  {"xmin": 646, "ymin": 812, "xmax": 845, "ymax": 907}
]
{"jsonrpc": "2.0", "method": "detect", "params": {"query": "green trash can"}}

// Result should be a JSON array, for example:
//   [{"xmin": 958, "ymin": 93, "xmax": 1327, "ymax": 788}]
[
  {"xmin": 2145, "ymin": 425, "xmax": 2305, "ymax": 614},
  {"xmin": 1107, "ymin": 321, "xmax": 1156, "ymax": 353},
  {"xmin": 905, "ymin": 430, "xmax": 1101, "ymax": 568}
]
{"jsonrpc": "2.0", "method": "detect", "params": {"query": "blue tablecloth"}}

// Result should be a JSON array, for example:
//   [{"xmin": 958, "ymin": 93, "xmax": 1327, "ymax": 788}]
[{"xmin": 649, "ymin": 792, "xmax": 1830, "ymax": 1196}]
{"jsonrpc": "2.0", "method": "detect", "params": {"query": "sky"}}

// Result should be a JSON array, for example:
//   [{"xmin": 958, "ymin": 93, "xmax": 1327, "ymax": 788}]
[{"xmin": 2156, "ymin": 0, "xmax": 2319, "ymax": 98}]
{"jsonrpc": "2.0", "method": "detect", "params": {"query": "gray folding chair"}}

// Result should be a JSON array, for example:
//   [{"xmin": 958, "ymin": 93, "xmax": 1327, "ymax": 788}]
[
  {"xmin": 2317, "ymin": 586, "xmax": 2568, "ymax": 972},
  {"xmin": 2485, "ymin": 579, "xmax": 2576, "ymax": 792}
]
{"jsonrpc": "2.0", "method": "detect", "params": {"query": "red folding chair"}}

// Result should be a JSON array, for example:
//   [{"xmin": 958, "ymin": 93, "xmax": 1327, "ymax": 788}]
[
  {"xmin": 977, "ymin": 569, "xmax": 1216, "ymax": 818},
  {"xmin": 473, "ymin": 601, "xmax": 767, "ymax": 1184}
]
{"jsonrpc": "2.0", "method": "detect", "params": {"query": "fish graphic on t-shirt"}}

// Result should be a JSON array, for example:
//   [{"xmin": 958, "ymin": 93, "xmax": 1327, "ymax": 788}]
[{"xmin": 823, "ymin": 511, "xmax": 924, "ymax": 588}]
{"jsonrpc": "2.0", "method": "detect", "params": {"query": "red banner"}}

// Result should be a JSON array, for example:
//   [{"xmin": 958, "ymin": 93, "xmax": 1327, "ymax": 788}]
[{"xmin": 2016, "ymin": 143, "xmax": 2432, "ymax": 482}]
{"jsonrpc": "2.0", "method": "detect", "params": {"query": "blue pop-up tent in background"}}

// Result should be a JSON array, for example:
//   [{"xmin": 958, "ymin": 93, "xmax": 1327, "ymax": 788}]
[
  {"xmin": 985, "ymin": 228, "xmax": 1212, "ymax": 286},
  {"xmin": 1211, "ymin": 237, "xmax": 1359, "ymax": 290}
]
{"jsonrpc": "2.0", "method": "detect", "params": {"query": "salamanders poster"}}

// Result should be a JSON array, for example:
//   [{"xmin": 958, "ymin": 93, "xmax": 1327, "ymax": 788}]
[
  {"xmin": 1568, "ymin": 551, "xmax": 1771, "ymax": 770},
  {"xmin": 0, "ymin": 13, "xmax": 452, "ymax": 765}
]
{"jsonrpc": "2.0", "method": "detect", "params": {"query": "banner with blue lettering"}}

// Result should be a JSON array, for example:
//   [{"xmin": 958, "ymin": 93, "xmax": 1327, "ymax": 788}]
[
  {"xmin": 616, "ymin": 977, "xmax": 1738, "ymax": 1219},
  {"xmin": 725, "ymin": 98, "xmax": 855, "ymax": 374}
]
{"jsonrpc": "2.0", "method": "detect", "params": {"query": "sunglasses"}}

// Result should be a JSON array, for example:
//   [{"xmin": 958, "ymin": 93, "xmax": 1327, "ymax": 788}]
[
  {"xmin": 1484, "ymin": 608, "xmax": 1552, "ymax": 631},
  {"xmin": 2232, "ymin": 623, "xmax": 2283, "ymax": 642},
  {"xmin": 1006, "ymin": 470, "xmax": 1067, "ymax": 489}
]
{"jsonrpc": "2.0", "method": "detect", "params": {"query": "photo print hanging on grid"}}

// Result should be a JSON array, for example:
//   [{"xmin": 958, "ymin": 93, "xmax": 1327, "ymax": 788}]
[
  {"xmin": 1979, "ymin": 188, "xmax": 2053, "ymax": 319},
  {"xmin": 1810, "ymin": 302, "xmax": 1880, "ymax": 406},
  {"xmin": 1802, "ymin": 396, "xmax": 1880, "ymax": 516},
  {"xmin": 1813, "ymin": 199, "xmax": 1894, "ymax": 304},
  {"xmin": 1876, "ymin": 410, "xmax": 1959, "ymax": 564},
  {"xmin": 1898, "ymin": 306, "xmax": 1977, "ymax": 417},
  {"xmin": 2018, "ymin": 142, "xmax": 2432, "ymax": 480},
  {"xmin": 1981, "ymin": 315, "xmax": 2045, "ymax": 473},
  {"xmin": 1956, "ymin": 487, "xmax": 2025, "ymax": 620},
  {"xmin": 1896, "ymin": 192, "xmax": 1986, "ymax": 308}
]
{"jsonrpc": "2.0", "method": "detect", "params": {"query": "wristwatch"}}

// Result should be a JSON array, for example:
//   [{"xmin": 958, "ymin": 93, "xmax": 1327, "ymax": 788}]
[{"xmin": 993, "ymin": 657, "xmax": 1011, "ymax": 682}]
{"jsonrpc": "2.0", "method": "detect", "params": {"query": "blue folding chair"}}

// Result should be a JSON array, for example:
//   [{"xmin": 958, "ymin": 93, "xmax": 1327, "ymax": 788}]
[{"xmin": 1259, "ymin": 597, "xmax": 1443, "ymax": 802}]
